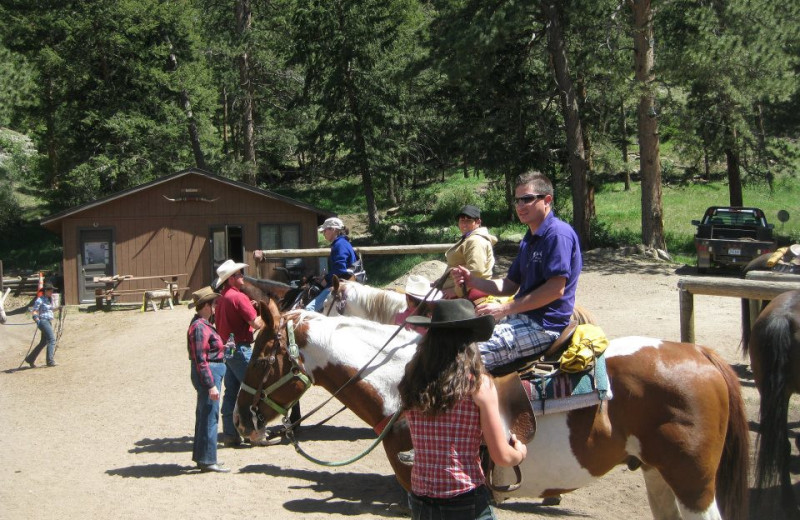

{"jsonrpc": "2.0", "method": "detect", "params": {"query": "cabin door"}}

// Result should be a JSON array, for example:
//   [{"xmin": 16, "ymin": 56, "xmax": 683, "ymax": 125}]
[
  {"xmin": 78, "ymin": 229, "xmax": 114, "ymax": 303},
  {"xmin": 209, "ymin": 225, "xmax": 244, "ymax": 285}
]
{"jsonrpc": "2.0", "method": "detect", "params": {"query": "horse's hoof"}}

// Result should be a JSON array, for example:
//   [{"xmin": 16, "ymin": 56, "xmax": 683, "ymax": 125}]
[
  {"xmin": 542, "ymin": 495, "xmax": 562, "ymax": 506},
  {"xmin": 397, "ymin": 449, "xmax": 414, "ymax": 466}
]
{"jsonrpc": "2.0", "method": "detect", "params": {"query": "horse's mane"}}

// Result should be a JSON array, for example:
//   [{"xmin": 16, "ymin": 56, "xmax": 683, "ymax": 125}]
[
  {"xmin": 338, "ymin": 281, "xmax": 406, "ymax": 324},
  {"xmin": 284, "ymin": 309, "xmax": 420, "ymax": 370}
]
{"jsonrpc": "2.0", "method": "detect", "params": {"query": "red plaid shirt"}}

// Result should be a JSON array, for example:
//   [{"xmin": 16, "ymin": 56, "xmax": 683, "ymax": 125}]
[
  {"xmin": 187, "ymin": 316, "xmax": 225, "ymax": 389},
  {"xmin": 406, "ymin": 398, "xmax": 484, "ymax": 498}
]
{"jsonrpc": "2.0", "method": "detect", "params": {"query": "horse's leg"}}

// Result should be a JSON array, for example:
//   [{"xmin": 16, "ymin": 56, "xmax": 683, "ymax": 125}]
[
  {"xmin": 627, "ymin": 373, "xmax": 729, "ymax": 518},
  {"xmin": 641, "ymin": 465, "xmax": 682, "ymax": 520},
  {"xmin": 382, "ymin": 418, "xmax": 413, "ymax": 492},
  {"xmin": 644, "ymin": 462, "xmax": 724, "ymax": 520}
]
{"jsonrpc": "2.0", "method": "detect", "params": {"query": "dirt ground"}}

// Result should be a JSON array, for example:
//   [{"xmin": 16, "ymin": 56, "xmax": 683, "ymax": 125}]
[{"xmin": 1, "ymin": 251, "xmax": 798, "ymax": 520}]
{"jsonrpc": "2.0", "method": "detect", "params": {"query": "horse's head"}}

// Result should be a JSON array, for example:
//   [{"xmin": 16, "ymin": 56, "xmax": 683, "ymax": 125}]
[
  {"xmin": 321, "ymin": 276, "xmax": 349, "ymax": 317},
  {"xmin": 234, "ymin": 299, "xmax": 313, "ymax": 442},
  {"xmin": 242, "ymin": 275, "xmax": 292, "ymax": 306},
  {"xmin": 321, "ymin": 278, "xmax": 407, "ymax": 324}
]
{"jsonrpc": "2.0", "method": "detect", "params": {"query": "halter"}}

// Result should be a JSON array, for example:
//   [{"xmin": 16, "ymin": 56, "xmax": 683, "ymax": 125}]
[{"xmin": 239, "ymin": 318, "xmax": 314, "ymax": 432}]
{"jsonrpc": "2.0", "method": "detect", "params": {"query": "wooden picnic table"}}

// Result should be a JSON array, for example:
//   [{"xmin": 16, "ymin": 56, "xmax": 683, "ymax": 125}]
[{"xmin": 92, "ymin": 274, "xmax": 188, "ymax": 307}]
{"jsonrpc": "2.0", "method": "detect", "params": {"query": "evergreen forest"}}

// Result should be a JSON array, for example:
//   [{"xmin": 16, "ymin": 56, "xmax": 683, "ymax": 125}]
[{"xmin": 1, "ymin": 0, "xmax": 798, "ymax": 267}]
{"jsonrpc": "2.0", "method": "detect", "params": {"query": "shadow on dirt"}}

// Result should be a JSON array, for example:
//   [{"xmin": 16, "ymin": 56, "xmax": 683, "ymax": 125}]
[
  {"xmin": 106, "ymin": 463, "xmax": 197, "ymax": 478},
  {"xmin": 129, "ymin": 436, "xmax": 194, "ymax": 454},
  {"xmin": 239, "ymin": 463, "xmax": 408, "ymax": 517}
]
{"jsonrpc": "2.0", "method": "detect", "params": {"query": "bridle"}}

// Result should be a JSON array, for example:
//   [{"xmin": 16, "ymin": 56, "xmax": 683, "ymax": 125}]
[
  {"xmin": 324, "ymin": 282, "xmax": 347, "ymax": 316},
  {"xmin": 239, "ymin": 317, "xmax": 313, "ymax": 433}
]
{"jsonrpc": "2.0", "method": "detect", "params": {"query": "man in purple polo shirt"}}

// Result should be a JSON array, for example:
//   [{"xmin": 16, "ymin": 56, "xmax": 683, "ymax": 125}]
[{"xmin": 451, "ymin": 171, "xmax": 582, "ymax": 372}]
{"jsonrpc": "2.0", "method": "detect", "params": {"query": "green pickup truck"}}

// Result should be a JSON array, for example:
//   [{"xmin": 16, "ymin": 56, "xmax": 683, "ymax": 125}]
[{"xmin": 692, "ymin": 206, "xmax": 777, "ymax": 273}]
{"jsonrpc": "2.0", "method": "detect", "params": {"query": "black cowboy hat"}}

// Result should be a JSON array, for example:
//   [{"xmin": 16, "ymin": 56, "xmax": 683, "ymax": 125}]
[
  {"xmin": 406, "ymin": 299, "xmax": 494, "ymax": 341},
  {"xmin": 43, "ymin": 283, "xmax": 55, "ymax": 291}
]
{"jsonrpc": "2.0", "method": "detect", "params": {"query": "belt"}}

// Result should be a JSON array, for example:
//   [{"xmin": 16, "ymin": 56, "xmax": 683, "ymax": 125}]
[
  {"xmin": 412, "ymin": 486, "xmax": 482, "ymax": 505},
  {"xmin": 208, "ymin": 359, "xmax": 225, "ymax": 363}
]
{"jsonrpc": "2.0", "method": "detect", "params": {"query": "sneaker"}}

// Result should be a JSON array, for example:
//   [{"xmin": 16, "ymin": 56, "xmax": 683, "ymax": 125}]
[
  {"xmin": 46, "ymin": 362, "xmax": 58, "ymax": 367},
  {"xmin": 397, "ymin": 449, "xmax": 415, "ymax": 465},
  {"xmin": 25, "ymin": 359, "xmax": 36, "ymax": 368}
]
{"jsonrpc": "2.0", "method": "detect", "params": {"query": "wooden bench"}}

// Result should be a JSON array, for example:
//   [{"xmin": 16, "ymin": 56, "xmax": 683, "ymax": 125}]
[{"xmin": 143, "ymin": 289, "xmax": 173, "ymax": 312}]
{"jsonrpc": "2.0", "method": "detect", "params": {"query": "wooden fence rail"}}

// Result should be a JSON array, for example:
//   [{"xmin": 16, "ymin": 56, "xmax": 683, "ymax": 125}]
[
  {"xmin": 677, "ymin": 276, "xmax": 800, "ymax": 343},
  {"xmin": 255, "ymin": 244, "xmax": 452, "ymax": 259}
]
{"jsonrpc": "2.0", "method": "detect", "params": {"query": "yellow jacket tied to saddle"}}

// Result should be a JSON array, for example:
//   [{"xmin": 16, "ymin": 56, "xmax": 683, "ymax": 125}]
[{"xmin": 559, "ymin": 324, "xmax": 609, "ymax": 374}]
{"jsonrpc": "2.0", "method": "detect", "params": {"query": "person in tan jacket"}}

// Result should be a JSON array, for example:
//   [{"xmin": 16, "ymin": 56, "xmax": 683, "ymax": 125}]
[{"xmin": 442, "ymin": 205, "xmax": 498, "ymax": 300}]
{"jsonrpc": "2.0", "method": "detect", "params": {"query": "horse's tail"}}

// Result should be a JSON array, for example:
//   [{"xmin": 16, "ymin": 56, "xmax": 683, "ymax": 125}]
[
  {"xmin": 701, "ymin": 346, "xmax": 749, "ymax": 520},
  {"xmin": 740, "ymin": 298, "xmax": 752, "ymax": 357},
  {"xmin": 751, "ymin": 310, "xmax": 794, "ymax": 496}
]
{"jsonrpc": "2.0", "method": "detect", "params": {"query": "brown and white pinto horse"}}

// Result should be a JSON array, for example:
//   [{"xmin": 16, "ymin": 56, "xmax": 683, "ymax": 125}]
[
  {"xmin": 743, "ymin": 289, "xmax": 800, "ymax": 518},
  {"xmin": 237, "ymin": 299, "xmax": 749, "ymax": 520}
]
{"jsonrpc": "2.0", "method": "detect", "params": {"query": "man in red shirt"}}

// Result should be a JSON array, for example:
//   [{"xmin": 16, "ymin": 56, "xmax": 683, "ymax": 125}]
[{"xmin": 214, "ymin": 259, "xmax": 265, "ymax": 447}]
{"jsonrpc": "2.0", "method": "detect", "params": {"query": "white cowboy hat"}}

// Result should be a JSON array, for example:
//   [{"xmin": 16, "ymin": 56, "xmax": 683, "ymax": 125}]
[
  {"xmin": 318, "ymin": 217, "xmax": 345, "ymax": 232},
  {"xmin": 403, "ymin": 274, "xmax": 443, "ymax": 301},
  {"xmin": 214, "ymin": 259, "xmax": 249, "ymax": 289}
]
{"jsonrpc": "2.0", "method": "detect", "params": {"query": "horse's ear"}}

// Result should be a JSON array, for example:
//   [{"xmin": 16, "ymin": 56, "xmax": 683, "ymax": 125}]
[
  {"xmin": 259, "ymin": 298, "xmax": 281, "ymax": 332},
  {"xmin": 332, "ymin": 275, "xmax": 340, "ymax": 292}
]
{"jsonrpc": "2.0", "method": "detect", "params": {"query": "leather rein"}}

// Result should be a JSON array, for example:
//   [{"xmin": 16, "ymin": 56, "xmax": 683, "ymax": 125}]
[{"xmin": 240, "ymin": 271, "xmax": 452, "ymax": 466}]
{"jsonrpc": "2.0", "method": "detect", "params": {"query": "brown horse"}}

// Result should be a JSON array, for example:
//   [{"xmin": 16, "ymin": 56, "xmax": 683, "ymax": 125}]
[
  {"xmin": 241, "ymin": 275, "xmax": 306, "ymax": 311},
  {"xmin": 236, "ymin": 299, "xmax": 749, "ymax": 520},
  {"xmin": 743, "ymin": 289, "xmax": 800, "ymax": 518}
]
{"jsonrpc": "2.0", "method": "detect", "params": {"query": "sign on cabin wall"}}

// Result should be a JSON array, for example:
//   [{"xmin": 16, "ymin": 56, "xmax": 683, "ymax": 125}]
[{"xmin": 162, "ymin": 188, "xmax": 218, "ymax": 203}]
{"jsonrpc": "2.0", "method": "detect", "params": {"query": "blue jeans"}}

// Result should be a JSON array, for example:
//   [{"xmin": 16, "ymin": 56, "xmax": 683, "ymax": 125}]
[
  {"xmin": 27, "ymin": 319, "xmax": 56, "ymax": 365},
  {"xmin": 222, "ymin": 344, "xmax": 252, "ymax": 438},
  {"xmin": 191, "ymin": 362, "xmax": 225, "ymax": 465},
  {"xmin": 409, "ymin": 486, "xmax": 496, "ymax": 520},
  {"xmin": 305, "ymin": 287, "xmax": 331, "ymax": 312}
]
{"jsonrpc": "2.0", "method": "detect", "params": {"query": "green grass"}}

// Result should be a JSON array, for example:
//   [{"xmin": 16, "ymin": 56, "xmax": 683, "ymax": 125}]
[
  {"xmin": 364, "ymin": 254, "xmax": 442, "ymax": 286},
  {"xmin": 591, "ymin": 177, "xmax": 800, "ymax": 255}
]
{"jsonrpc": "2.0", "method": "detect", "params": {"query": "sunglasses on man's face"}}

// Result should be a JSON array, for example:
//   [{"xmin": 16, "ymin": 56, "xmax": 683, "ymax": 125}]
[{"xmin": 514, "ymin": 194, "xmax": 547, "ymax": 206}]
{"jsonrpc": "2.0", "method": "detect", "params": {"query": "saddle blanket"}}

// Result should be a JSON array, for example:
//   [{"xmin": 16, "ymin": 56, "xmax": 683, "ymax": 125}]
[{"xmin": 521, "ymin": 355, "xmax": 612, "ymax": 417}]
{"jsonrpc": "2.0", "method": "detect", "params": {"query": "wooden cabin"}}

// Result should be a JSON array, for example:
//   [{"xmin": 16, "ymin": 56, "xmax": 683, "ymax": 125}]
[{"xmin": 41, "ymin": 168, "xmax": 333, "ymax": 305}]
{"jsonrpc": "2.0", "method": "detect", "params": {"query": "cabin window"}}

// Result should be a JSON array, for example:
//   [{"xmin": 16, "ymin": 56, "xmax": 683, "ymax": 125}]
[{"xmin": 259, "ymin": 224, "xmax": 302, "ymax": 271}]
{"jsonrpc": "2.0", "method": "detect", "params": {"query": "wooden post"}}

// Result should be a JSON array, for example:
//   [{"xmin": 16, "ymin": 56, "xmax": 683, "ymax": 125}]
[{"xmin": 679, "ymin": 289, "xmax": 695, "ymax": 343}]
